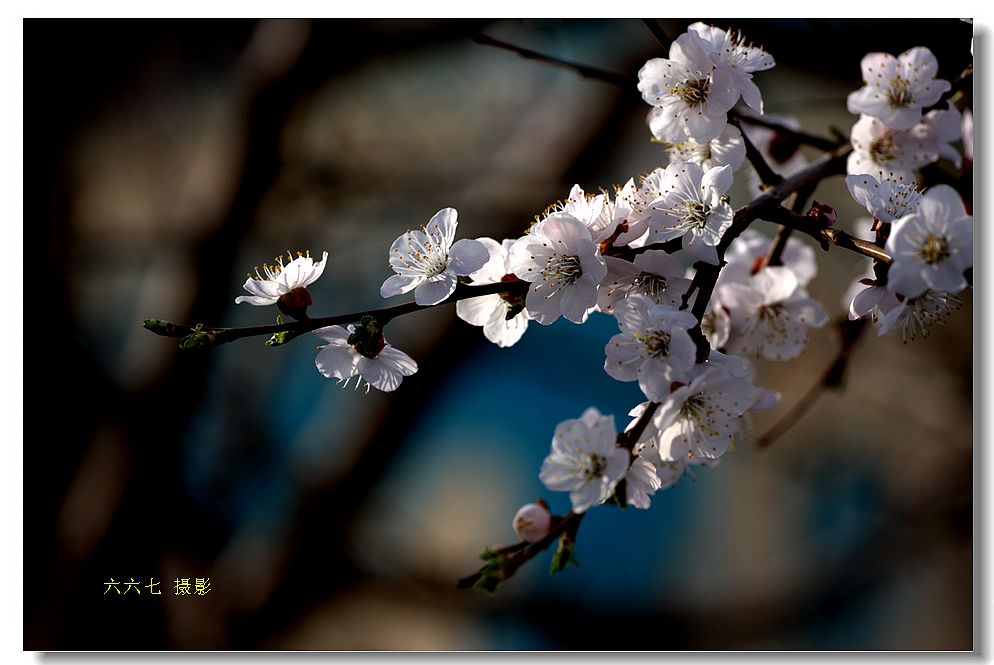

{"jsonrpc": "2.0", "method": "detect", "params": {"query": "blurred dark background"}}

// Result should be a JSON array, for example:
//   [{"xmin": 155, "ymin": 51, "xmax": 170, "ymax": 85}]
[{"xmin": 25, "ymin": 18, "xmax": 973, "ymax": 650}]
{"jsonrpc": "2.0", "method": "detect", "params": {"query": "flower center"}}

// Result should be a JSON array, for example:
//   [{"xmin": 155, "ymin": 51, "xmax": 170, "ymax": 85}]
[
  {"xmin": 886, "ymin": 78, "xmax": 914, "ymax": 109},
  {"xmin": 684, "ymin": 201, "xmax": 711, "ymax": 227},
  {"xmin": 897, "ymin": 291, "xmax": 962, "ymax": 343},
  {"xmin": 248, "ymin": 250, "xmax": 309, "ymax": 281},
  {"xmin": 918, "ymin": 234, "xmax": 950, "ymax": 264},
  {"xmin": 885, "ymin": 183, "xmax": 922, "ymax": 218},
  {"xmin": 542, "ymin": 254, "xmax": 582, "ymax": 285},
  {"xmin": 631, "ymin": 271, "xmax": 668, "ymax": 303},
  {"xmin": 635, "ymin": 330, "xmax": 671, "ymax": 358},
  {"xmin": 671, "ymin": 77, "xmax": 711, "ymax": 108},
  {"xmin": 580, "ymin": 452, "xmax": 607, "ymax": 480},
  {"xmin": 680, "ymin": 393, "xmax": 710, "ymax": 423},
  {"xmin": 869, "ymin": 134, "xmax": 897, "ymax": 164}
]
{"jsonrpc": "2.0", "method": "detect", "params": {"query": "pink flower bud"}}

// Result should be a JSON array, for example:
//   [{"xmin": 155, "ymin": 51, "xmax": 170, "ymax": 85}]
[{"xmin": 513, "ymin": 502, "xmax": 551, "ymax": 543}]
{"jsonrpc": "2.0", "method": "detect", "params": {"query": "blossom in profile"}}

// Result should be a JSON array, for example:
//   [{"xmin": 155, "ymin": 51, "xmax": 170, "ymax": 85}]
[
  {"xmin": 845, "ymin": 173, "xmax": 922, "ymax": 223},
  {"xmin": 539, "ymin": 408, "xmax": 629, "ymax": 513},
  {"xmin": 875, "ymin": 289, "xmax": 962, "ymax": 342},
  {"xmin": 235, "ymin": 250, "xmax": 329, "ymax": 311},
  {"xmin": 455, "ymin": 238, "xmax": 530, "ymax": 348},
  {"xmin": 381, "ymin": 208, "xmax": 489, "ymax": 306},
  {"xmin": 885, "ymin": 185, "xmax": 973, "ymax": 298},
  {"xmin": 508, "ymin": 213, "xmax": 607, "ymax": 324},
  {"xmin": 688, "ymin": 22, "xmax": 776, "ymax": 113},
  {"xmin": 846, "ymin": 47, "xmax": 950, "ymax": 130},
  {"xmin": 313, "ymin": 320, "xmax": 417, "ymax": 393}
]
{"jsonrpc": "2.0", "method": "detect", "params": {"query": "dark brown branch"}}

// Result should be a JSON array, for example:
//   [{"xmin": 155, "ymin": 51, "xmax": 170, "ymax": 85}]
[
  {"xmin": 144, "ymin": 279, "xmax": 528, "ymax": 347},
  {"xmin": 679, "ymin": 142, "xmax": 853, "ymax": 361},
  {"xmin": 757, "ymin": 319, "xmax": 868, "ymax": 449},
  {"xmin": 762, "ymin": 183, "xmax": 816, "ymax": 268},
  {"xmin": 731, "ymin": 110, "xmax": 841, "ymax": 152},
  {"xmin": 732, "ymin": 115, "xmax": 783, "ymax": 189},
  {"xmin": 761, "ymin": 207, "xmax": 892, "ymax": 264},
  {"xmin": 471, "ymin": 33, "xmax": 632, "ymax": 87}
]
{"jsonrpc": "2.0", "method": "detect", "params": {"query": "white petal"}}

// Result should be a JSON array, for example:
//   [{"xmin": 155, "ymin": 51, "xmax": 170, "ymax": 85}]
[
  {"xmin": 315, "ymin": 344, "xmax": 357, "ymax": 380},
  {"xmin": 414, "ymin": 272, "xmax": 458, "ymax": 305},
  {"xmin": 448, "ymin": 238, "xmax": 490, "ymax": 276},
  {"xmin": 425, "ymin": 207, "xmax": 458, "ymax": 249},
  {"xmin": 234, "ymin": 294, "xmax": 278, "ymax": 306},
  {"xmin": 380, "ymin": 273, "xmax": 422, "ymax": 299}
]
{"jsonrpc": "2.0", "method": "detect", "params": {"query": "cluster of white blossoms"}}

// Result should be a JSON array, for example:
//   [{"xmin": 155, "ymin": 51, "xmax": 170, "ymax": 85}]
[
  {"xmin": 844, "ymin": 174, "xmax": 972, "ymax": 342},
  {"xmin": 846, "ymin": 46, "xmax": 960, "ymax": 183},
  {"xmin": 225, "ymin": 22, "xmax": 971, "ymax": 547},
  {"xmin": 839, "ymin": 37, "xmax": 971, "ymax": 343}
]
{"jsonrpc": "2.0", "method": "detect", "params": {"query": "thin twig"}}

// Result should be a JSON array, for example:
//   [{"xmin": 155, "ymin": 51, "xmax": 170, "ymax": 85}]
[
  {"xmin": 757, "ymin": 319, "xmax": 867, "ymax": 449},
  {"xmin": 731, "ymin": 110, "xmax": 840, "ymax": 152},
  {"xmin": 732, "ymin": 115, "xmax": 783, "ymax": 189},
  {"xmin": 456, "ymin": 512, "xmax": 584, "ymax": 590},
  {"xmin": 471, "ymin": 33, "xmax": 632, "ymax": 87},
  {"xmin": 761, "ymin": 207, "xmax": 892, "ymax": 264},
  {"xmin": 762, "ymin": 183, "xmax": 816, "ymax": 268},
  {"xmin": 145, "ymin": 279, "xmax": 528, "ymax": 347}
]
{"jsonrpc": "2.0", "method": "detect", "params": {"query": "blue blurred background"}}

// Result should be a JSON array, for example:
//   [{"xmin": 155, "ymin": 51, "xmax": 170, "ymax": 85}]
[{"xmin": 25, "ymin": 18, "xmax": 973, "ymax": 650}]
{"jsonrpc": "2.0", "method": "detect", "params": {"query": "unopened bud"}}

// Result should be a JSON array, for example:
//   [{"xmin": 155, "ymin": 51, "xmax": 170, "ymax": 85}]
[
  {"xmin": 513, "ymin": 502, "xmax": 552, "ymax": 543},
  {"xmin": 807, "ymin": 201, "xmax": 837, "ymax": 226}
]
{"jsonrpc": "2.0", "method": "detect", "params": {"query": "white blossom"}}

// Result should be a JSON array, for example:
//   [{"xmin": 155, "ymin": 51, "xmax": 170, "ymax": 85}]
[
  {"xmin": 845, "ymin": 173, "xmax": 922, "ymax": 223},
  {"xmin": 645, "ymin": 162, "xmax": 735, "ymax": 265},
  {"xmin": 720, "ymin": 228, "xmax": 818, "ymax": 287},
  {"xmin": 847, "ymin": 114, "xmax": 939, "ymax": 183},
  {"xmin": 455, "ymin": 238, "xmax": 530, "ymax": 348},
  {"xmin": 653, "ymin": 365, "xmax": 758, "ymax": 461},
  {"xmin": 660, "ymin": 123, "xmax": 747, "ymax": 172},
  {"xmin": 638, "ymin": 31, "xmax": 739, "ymax": 143},
  {"xmin": 885, "ymin": 185, "xmax": 973, "ymax": 298},
  {"xmin": 844, "ymin": 268, "xmax": 900, "ymax": 323},
  {"xmin": 235, "ymin": 250, "xmax": 328, "ymax": 306},
  {"xmin": 876, "ymin": 289, "xmax": 962, "ymax": 342},
  {"xmin": 606, "ymin": 178, "xmax": 651, "ymax": 247},
  {"xmin": 718, "ymin": 266, "xmax": 829, "ymax": 361},
  {"xmin": 539, "ymin": 408, "xmax": 629, "ymax": 513},
  {"xmin": 313, "ymin": 325, "xmax": 418, "ymax": 393},
  {"xmin": 596, "ymin": 250, "xmax": 692, "ymax": 314},
  {"xmin": 924, "ymin": 102, "xmax": 964, "ymax": 169},
  {"xmin": 688, "ymin": 22, "xmax": 776, "ymax": 113},
  {"xmin": 604, "ymin": 295, "xmax": 699, "ymax": 401},
  {"xmin": 625, "ymin": 456, "xmax": 663, "ymax": 509},
  {"xmin": 508, "ymin": 213, "xmax": 607, "ymax": 324},
  {"xmin": 846, "ymin": 47, "xmax": 950, "ymax": 130},
  {"xmin": 381, "ymin": 208, "xmax": 489, "ymax": 306}
]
